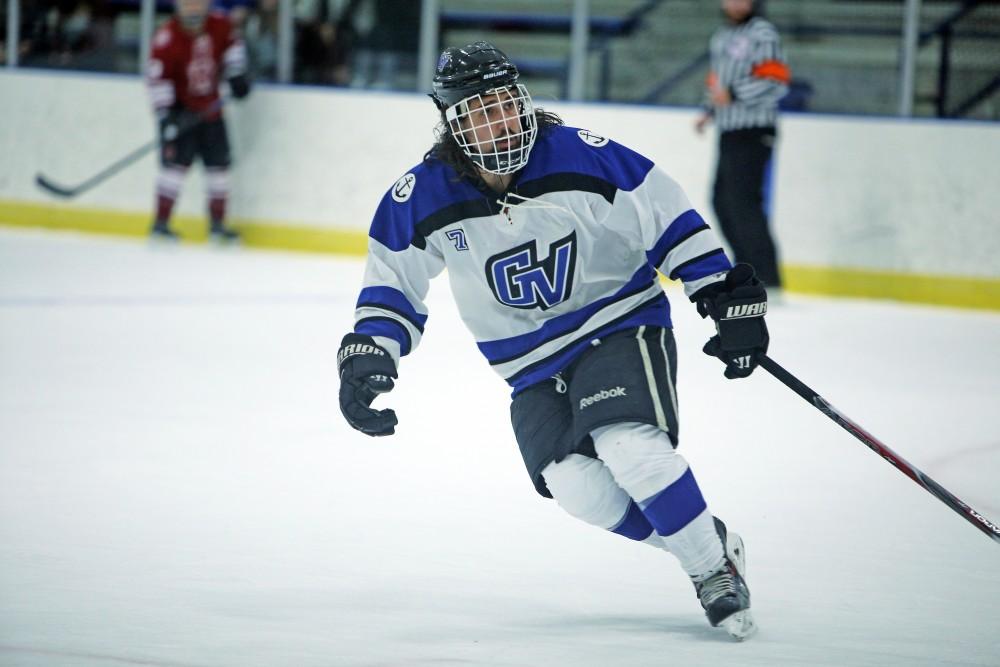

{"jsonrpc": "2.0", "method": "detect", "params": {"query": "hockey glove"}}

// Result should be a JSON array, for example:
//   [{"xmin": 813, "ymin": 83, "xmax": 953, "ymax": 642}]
[
  {"xmin": 228, "ymin": 74, "xmax": 251, "ymax": 99},
  {"xmin": 694, "ymin": 263, "xmax": 769, "ymax": 379},
  {"xmin": 158, "ymin": 108, "xmax": 201, "ymax": 144},
  {"xmin": 337, "ymin": 333, "xmax": 398, "ymax": 436}
]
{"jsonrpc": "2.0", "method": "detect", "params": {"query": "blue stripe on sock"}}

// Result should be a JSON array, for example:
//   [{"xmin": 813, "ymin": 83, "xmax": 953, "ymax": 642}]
[
  {"xmin": 640, "ymin": 468, "xmax": 708, "ymax": 537},
  {"xmin": 610, "ymin": 500, "xmax": 654, "ymax": 541}
]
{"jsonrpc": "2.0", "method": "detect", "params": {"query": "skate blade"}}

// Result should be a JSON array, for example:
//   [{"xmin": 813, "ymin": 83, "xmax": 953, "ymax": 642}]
[{"xmin": 720, "ymin": 610, "xmax": 757, "ymax": 641}]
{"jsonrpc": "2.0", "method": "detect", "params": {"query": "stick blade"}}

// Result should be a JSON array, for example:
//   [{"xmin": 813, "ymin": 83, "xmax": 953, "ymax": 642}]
[{"xmin": 35, "ymin": 173, "xmax": 77, "ymax": 198}]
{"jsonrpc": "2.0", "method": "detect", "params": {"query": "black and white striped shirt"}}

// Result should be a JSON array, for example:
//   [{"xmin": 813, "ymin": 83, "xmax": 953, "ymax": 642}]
[{"xmin": 707, "ymin": 16, "xmax": 790, "ymax": 132}]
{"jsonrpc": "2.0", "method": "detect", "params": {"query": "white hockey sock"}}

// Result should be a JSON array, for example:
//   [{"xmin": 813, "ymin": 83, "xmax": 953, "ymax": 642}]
[
  {"xmin": 543, "ymin": 454, "xmax": 664, "ymax": 547},
  {"xmin": 658, "ymin": 508, "xmax": 724, "ymax": 579},
  {"xmin": 592, "ymin": 422, "xmax": 724, "ymax": 577},
  {"xmin": 642, "ymin": 532, "xmax": 671, "ymax": 551}
]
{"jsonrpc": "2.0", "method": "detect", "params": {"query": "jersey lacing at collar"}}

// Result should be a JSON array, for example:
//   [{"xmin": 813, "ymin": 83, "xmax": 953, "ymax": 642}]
[{"xmin": 496, "ymin": 191, "xmax": 581, "ymax": 226}]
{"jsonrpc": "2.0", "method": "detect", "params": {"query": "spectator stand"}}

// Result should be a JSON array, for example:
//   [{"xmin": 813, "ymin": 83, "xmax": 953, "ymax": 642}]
[
  {"xmin": 641, "ymin": 0, "xmax": 999, "ymax": 119},
  {"xmin": 435, "ymin": 1, "xmax": 665, "ymax": 101}
]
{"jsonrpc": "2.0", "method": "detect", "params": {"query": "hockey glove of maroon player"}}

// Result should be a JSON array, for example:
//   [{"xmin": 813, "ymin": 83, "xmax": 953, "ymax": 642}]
[
  {"xmin": 337, "ymin": 333, "xmax": 398, "ymax": 436},
  {"xmin": 228, "ymin": 74, "xmax": 251, "ymax": 99},
  {"xmin": 694, "ymin": 263, "xmax": 769, "ymax": 379},
  {"xmin": 158, "ymin": 108, "xmax": 202, "ymax": 143}
]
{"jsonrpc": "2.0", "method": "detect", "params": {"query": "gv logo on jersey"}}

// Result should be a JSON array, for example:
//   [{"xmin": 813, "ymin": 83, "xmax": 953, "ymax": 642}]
[{"xmin": 486, "ymin": 232, "xmax": 577, "ymax": 310}]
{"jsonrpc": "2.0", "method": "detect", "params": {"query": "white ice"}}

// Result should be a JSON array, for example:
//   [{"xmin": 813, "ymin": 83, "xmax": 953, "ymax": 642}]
[{"xmin": 1, "ymin": 228, "xmax": 998, "ymax": 667}]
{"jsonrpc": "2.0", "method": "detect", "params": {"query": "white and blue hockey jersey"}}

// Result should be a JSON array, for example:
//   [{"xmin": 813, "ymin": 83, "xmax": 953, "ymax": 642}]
[{"xmin": 353, "ymin": 125, "xmax": 732, "ymax": 395}]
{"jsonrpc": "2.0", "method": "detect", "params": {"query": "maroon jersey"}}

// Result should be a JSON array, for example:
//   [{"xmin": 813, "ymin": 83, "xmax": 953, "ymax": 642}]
[{"xmin": 147, "ymin": 12, "xmax": 247, "ymax": 118}]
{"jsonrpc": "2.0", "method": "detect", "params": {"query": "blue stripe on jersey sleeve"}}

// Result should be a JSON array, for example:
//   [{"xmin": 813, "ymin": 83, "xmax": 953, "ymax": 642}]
[
  {"xmin": 521, "ymin": 126, "xmax": 654, "ymax": 193},
  {"xmin": 476, "ymin": 263, "xmax": 658, "ymax": 365},
  {"xmin": 356, "ymin": 286, "xmax": 428, "ymax": 333},
  {"xmin": 670, "ymin": 248, "xmax": 732, "ymax": 282},
  {"xmin": 645, "ymin": 209, "xmax": 710, "ymax": 269},
  {"xmin": 355, "ymin": 317, "xmax": 412, "ymax": 356}
]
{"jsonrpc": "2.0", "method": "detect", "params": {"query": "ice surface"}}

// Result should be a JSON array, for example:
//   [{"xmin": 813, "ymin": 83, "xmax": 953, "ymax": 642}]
[{"xmin": 1, "ymin": 228, "xmax": 998, "ymax": 666}]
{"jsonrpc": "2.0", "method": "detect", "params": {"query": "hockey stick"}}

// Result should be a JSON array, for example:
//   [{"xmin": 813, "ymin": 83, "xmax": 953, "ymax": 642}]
[
  {"xmin": 35, "ymin": 99, "xmax": 225, "ymax": 199},
  {"xmin": 36, "ymin": 140, "xmax": 160, "ymax": 199},
  {"xmin": 759, "ymin": 354, "xmax": 1000, "ymax": 546}
]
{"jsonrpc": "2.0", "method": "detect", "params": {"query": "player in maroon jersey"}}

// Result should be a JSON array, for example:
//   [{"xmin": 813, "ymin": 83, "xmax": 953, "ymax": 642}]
[{"xmin": 146, "ymin": 0, "xmax": 251, "ymax": 241}]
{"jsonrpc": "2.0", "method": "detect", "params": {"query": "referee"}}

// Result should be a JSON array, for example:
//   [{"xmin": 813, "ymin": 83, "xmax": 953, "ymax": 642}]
[{"xmin": 696, "ymin": 0, "xmax": 789, "ymax": 290}]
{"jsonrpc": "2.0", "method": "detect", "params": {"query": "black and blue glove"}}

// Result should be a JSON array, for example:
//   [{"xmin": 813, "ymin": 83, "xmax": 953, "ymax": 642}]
[
  {"xmin": 694, "ymin": 263, "xmax": 769, "ymax": 379},
  {"xmin": 337, "ymin": 333, "xmax": 398, "ymax": 436}
]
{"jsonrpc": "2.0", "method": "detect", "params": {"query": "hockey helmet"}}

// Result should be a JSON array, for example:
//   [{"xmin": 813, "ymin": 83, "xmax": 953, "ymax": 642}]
[
  {"xmin": 176, "ymin": 0, "xmax": 209, "ymax": 30},
  {"xmin": 431, "ymin": 41, "xmax": 538, "ymax": 175}
]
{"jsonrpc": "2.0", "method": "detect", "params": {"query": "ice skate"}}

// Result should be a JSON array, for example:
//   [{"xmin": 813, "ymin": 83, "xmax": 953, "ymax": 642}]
[
  {"xmin": 150, "ymin": 221, "xmax": 179, "ymax": 241},
  {"xmin": 692, "ymin": 518, "xmax": 757, "ymax": 640},
  {"xmin": 209, "ymin": 223, "xmax": 240, "ymax": 243}
]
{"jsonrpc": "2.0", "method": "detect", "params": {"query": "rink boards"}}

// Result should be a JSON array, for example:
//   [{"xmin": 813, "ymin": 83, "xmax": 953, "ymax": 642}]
[{"xmin": 1, "ymin": 69, "xmax": 998, "ymax": 310}]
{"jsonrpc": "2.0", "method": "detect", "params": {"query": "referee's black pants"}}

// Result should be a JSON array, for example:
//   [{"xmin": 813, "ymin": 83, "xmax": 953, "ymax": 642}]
[{"xmin": 712, "ymin": 126, "xmax": 781, "ymax": 288}]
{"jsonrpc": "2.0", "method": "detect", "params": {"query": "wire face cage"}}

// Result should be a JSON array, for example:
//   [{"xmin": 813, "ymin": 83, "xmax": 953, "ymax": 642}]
[{"xmin": 444, "ymin": 84, "xmax": 538, "ymax": 175}]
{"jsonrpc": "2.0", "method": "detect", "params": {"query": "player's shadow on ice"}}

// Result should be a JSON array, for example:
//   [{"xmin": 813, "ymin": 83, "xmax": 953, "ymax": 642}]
[{"xmin": 508, "ymin": 612, "xmax": 721, "ymax": 642}]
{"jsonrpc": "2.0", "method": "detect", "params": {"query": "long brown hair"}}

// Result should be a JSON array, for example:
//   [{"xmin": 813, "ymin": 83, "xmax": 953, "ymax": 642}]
[{"xmin": 423, "ymin": 108, "xmax": 564, "ymax": 184}]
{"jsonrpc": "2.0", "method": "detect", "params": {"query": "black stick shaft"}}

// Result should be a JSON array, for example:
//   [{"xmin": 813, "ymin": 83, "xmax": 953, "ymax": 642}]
[{"xmin": 759, "ymin": 354, "xmax": 1000, "ymax": 546}]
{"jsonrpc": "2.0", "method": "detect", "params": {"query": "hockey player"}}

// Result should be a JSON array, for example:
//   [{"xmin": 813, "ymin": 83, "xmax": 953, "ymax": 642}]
[
  {"xmin": 146, "ymin": 0, "xmax": 251, "ymax": 241},
  {"xmin": 337, "ymin": 42, "xmax": 769, "ymax": 640}
]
